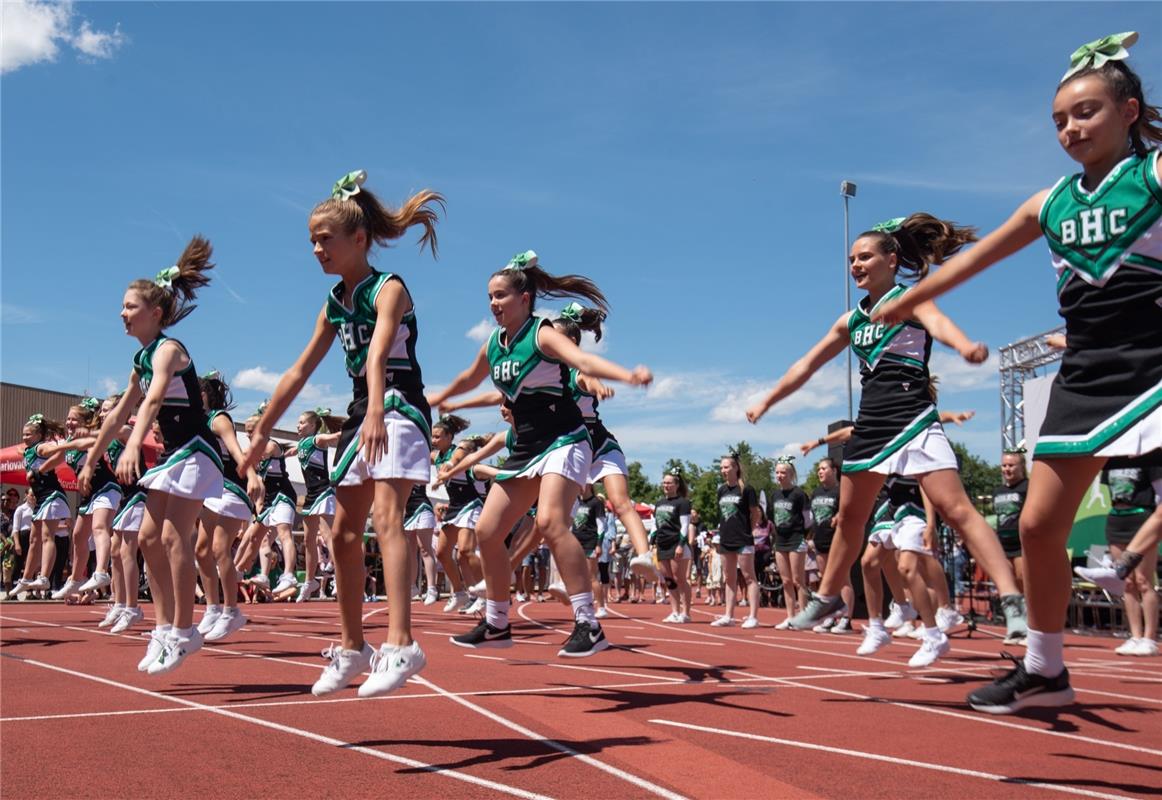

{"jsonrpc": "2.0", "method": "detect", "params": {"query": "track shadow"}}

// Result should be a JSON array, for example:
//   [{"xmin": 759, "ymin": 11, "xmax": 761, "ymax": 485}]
[
  {"xmin": 0, "ymin": 636, "xmax": 79, "ymax": 648},
  {"xmin": 1003, "ymin": 776, "xmax": 1162, "ymax": 796},
  {"xmin": 164, "ymin": 682, "xmax": 307, "ymax": 701},
  {"xmin": 537, "ymin": 683, "xmax": 793, "ymax": 718},
  {"xmin": 506, "ymin": 657, "xmax": 749, "ymax": 685},
  {"xmin": 1054, "ymin": 752, "xmax": 1162, "ymax": 774},
  {"xmin": 349, "ymin": 734, "xmax": 657, "ymax": 773}
]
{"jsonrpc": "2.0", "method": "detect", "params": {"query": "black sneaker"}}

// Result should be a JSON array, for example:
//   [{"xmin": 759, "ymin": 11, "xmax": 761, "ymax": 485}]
[
  {"xmin": 451, "ymin": 620, "xmax": 513, "ymax": 649},
  {"xmin": 967, "ymin": 653, "xmax": 1074, "ymax": 714},
  {"xmin": 558, "ymin": 620, "xmax": 609, "ymax": 658}
]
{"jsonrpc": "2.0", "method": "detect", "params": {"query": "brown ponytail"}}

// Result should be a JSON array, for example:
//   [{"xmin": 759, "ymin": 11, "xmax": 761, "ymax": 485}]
[
  {"xmin": 301, "ymin": 409, "xmax": 346, "ymax": 434},
  {"xmin": 312, "ymin": 186, "xmax": 444, "ymax": 257},
  {"xmin": 859, "ymin": 213, "xmax": 977, "ymax": 280},
  {"xmin": 492, "ymin": 263, "xmax": 609, "ymax": 315},
  {"xmin": 434, "ymin": 414, "xmax": 471, "ymax": 437},
  {"xmin": 127, "ymin": 235, "xmax": 214, "ymax": 328},
  {"xmin": 26, "ymin": 414, "xmax": 67, "ymax": 440},
  {"xmin": 553, "ymin": 305, "xmax": 608, "ymax": 345}
]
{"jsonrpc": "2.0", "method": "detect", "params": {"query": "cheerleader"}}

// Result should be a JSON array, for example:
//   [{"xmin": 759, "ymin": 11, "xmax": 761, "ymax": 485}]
[
  {"xmin": 654, "ymin": 468, "xmax": 695, "ymax": 624},
  {"xmin": 429, "ymin": 250, "xmax": 651, "ymax": 656},
  {"xmin": 38, "ymin": 399, "xmax": 120, "ymax": 600},
  {"xmin": 710, "ymin": 452, "xmax": 762, "ymax": 628},
  {"xmin": 240, "ymin": 170, "xmax": 443, "ymax": 697},
  {"xmin": 403, "ymin": 484, "xmax": 441, "ymax": 605},
  {"xmin": 876, "ymin": 32, "xmax": 1161, "ymax": 711},
  {"xmin": 254, "ymin": 410, "xmax": 299, "ymax": 596},
  {"xmin": 993, "ymin": 448, "xmax": 1030, "ymax": 593},
  {"xmin": 746, "ymin": 214, "xmax": 1027, "ymax": 650},
  {"xmin": 11, "ymin": 414, "xmax": 71, "ymax": 597},
  {"xmin": 431, "ymin": 415, "xmax": 485, "ymax": 613},
  {"xmin": 79, "ymin": 236, "xmax": 223, "ymax": 674},
  {"xmin": 286, "ymin": 407, "xmax": 344, "ymax": 602},
  {"xmin": 194, "ymin": 372, "xmax": 263, "ymax": 639},
  {"xmin": 769, "ymin": 457, "xmax": 811, "ymax": 625},
  {"xmin": 103, "ymin": 394, "xmax": 148, "ymax": 633}
]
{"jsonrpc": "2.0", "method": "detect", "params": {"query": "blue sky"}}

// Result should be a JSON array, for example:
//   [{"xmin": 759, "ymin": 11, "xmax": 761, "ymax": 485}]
[{"xmin": 2, "ymin": 2, "xmax": 1158, "ymax": 480}]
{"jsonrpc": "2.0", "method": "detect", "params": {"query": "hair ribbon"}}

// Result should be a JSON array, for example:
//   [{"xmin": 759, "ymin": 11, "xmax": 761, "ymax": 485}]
[{"xmin": 1062, "ymin": 32, "xmax": 1138, "ymax": 82}]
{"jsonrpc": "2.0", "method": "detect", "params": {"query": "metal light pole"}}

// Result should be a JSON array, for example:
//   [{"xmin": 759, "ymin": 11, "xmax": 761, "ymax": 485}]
[{"xmin": 840, "ymin": 180, "xmax": 857, "ymax": 421}]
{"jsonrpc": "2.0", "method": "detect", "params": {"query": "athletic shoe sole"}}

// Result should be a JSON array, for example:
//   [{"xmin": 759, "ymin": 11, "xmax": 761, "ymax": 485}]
[{"xmin": 969, "ymin": 687, "xmax": 1075, "ymax": 715}]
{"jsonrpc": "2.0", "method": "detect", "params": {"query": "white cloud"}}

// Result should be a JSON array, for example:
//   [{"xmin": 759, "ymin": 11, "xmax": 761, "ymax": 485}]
[
  {"xmin": 1, "ymin": 303, "xmax": 42, "ymax": 324},
  {"xmin": 233, "ymin": 366, "xmax": 282, "ymax": 394},
  {"xmin": 98, "ymin": 377, "xmax": 120, "ymax": 395},
  {"xmin": 1, "ymin": 1, "xmax": 126, "ymax": 74},
  {"xmin": 929, "ymin": 351, "xmax": 999, "ymax": 393},
  {"xmin": 710, "ymin": 363, "xmax": 851, "ymax": 422},
  {"xmin": 232, "ymin": 366, "xmax": 350, "ymax": 430},
  {"xmin": 465, "ymin": 319, "xmax": 492, "ymax": 343}
]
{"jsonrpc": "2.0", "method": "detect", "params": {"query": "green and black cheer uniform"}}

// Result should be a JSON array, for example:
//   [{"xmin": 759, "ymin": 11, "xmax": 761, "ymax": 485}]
[
  {"xmin": 24, "ymin": 445, "xmax": 68, "ymax": 519},
  {"xmin": 992, "ymin": 478, "xmax": 1027, "ymax": 559},
  {"xmin": 717, "ymin": 483, "xmax": 757, "ymax": 553},
  {"xmin": 65, "ymin": 439, "xmax": 121, "ymax": 515},
  {"xmin": 809, "ymin": 484, "xmax": 840, "ymax": 554},
  {"xmin": 207, "ymin": 410, "xmax": 255, "ymax": 514},
  {"xmin": 132, "ymin": 335, "xmax": 224, "ymax": 491},
  {"xmin": 1102, "ymin": 459, "xmax": 1162, "ymax": 546},
  {"xmin": 108, "ymin": 439, "xmax": 147, "ymax": 530},
  {"xmin": 653, "ymin": 496, "xmax": 692, "ymax": 560},
  {"xmin": 842, "ymin": 285, "xmax": 941, "ymax": 473},
  {"xmin": 260, "ymin": 448, "xmax": 297, "ymax": 522},
  {"xmin": 405, "ymin": 485, "xmax": 435, "ymax": 530},
  {"xmin": 297, "ymin": 434, "xmax": 334, "ymax": 516},
  {"xmin": 571, "ymin": 494, "xmax": 607, "ymax": 557},
  {"xmin": 1034, "ymin": 151, "xmax": 1162, "ymax": 461},
  {"xmin": 771, "ymin": 486, "xmax": 809, "ymax": 553},
  {"xmin": 326, "ymin": 270, "xmax": 432, "ymax": 483},
  {"xmin": 569, "ymin": 368, "xmax": 623, "ymax": 465},
  {"xmin": 488, "ymin": 316, "xmax": 589, "ymax": 480},
  {"xmin": 436, "ymin": 447, "xmax": 484, "ymax": 527}
]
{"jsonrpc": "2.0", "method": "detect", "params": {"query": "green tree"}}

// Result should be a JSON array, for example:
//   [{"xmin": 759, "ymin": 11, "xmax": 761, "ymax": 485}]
[
  {"xmin": 663, "ymin": 457, "xmax": 720, "ymax": 524},
  {"xmin": 949, "ymin": 441, "xmax": 1001, "ymax": 514},
  {"xmin": 623, "ymin": 461, "xmax": 661, "ymax": 505},
  {"xmin": 728, "ymin": 440, "xmax": 775, "ymax": 510}
]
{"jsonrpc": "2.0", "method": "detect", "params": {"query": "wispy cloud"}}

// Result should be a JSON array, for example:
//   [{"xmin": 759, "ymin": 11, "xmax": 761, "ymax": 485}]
[
  {"xmin": 465, "ymin": 319, "xmax": 492, "ymax": 343},
  {"xmin": 232, "ymin": 366, "xmax": 349, "ymax": 430},
  {"xmin": 1, "ymin": 0, "xmax": 127, "ymax": 74},
  {"xmin": 929, "ymin": 351, "xmax": 999, "ymax": 394},
  {"xmin": 1, "ymin": 303, "xmax": 42, "ymax": 324},
  {"xmin": 98, "ymin": 376, "xmax": 121, "ymax": 395}
]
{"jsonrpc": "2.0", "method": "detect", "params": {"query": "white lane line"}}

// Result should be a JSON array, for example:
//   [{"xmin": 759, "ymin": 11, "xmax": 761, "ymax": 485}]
[
  {"xmin": 602, "ymin": 609, "xmax": 1162, "ymax": 758},
  {"xmin": 413, "ymin": 674, "xmax": 688, "ymax": 800},
  {"xmin": 648, "ymin": 719, "xmax": 1137, "ymax": 800},
  {"xmin": 2, "ymin": 654, "xmax": 551, "ymax": 800}
]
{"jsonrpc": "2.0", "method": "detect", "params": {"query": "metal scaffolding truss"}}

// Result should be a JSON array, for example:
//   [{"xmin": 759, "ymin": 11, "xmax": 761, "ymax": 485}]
[{"xmin": 998, "ymin": 325, "xmax": 1066, "ymax": 451}]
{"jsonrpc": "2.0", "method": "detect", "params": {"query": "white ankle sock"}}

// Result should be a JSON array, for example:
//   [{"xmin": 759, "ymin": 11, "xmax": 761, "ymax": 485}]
[
  {"xmin": 1023, "ymin": 629, "xmax": 1065, "ymax": 676},
  {"xmin": 486, "ymin": 599, "xmax": 510, "ymax": 629}
]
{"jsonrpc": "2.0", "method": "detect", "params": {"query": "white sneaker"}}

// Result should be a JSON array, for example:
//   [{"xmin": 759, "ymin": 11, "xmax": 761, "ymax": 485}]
[
  {"xmin": 51, "ymin": 579, "xmax": 84, "ymax": 600},
  {"xmin": 137, "ymin": 630, "xmax": 169, "ymax": 671},
  {"xmin": 443, "ymin": 592, "xmax": 468, "ymax": 613},
  {"xmin": 908, "ymin": 632, "xmax": 950, "ymax": 668},
  {"xmin": 1115, "ymin": 638, "xmax": 1140, "ymax": 656},
  {"xmin": 741, "ymin": 617, "xmax": 759, "ymax": 629},
  {"xmin": 546, "ymin": 582, "xmax": 570, "ymax": 605},
  {"xmin": 812, "ymin": 616, "xmax": 837, "ymax": 633},
  {"xmin": 594, "ymin": 607, "xmax": 609, "ymax": 619},
  {"xmin": 884, "ymin": 601, "xmax": 917, "ymax": 629},
  {"xmin": 469, "ymin": 579, "xmax": 486, "ymax": 596},
  {"xmin": 422, "ymin": 590, "xmax": 439, "ymax": 606},
  {"xmin": 629, "ymin": 552, "xmax": 659, "ymax": 580},
  {"xmin": 515, "ymin": 592, "xmax": 529, "ymax": 602},
  {"xmin": 460, "ymin": 596, "xmax": 485, "ymax": 615},
  {"xmin": 661, "ymin": 612, "xmax": 678, "ymax": 623},
  {"xmin": 295, "ymin": 579, "xmax": 320, "ymax": 603},
  {"xmin": 197, "ymin": 606, "xmax": 223, "ymax": 635},
  {"xmin": 936, "ymin": 606, "xmax": 964, "ymax": 633},
  {"xmin": 251, "ymin": 573, "xmax": 271, "ymax": 588},
  {"xmin": 857, "ymin": 626, "xmax": 892, "ymax": 655},
  {"xmin": 774, "ymin": 618, "xmax": 792, "ymax": 630},
  {"xmin": 99, "ymin": 604, "xmax": 126, "ymax": 628},
  {"xmin": 274, "ymin": 572, "xmax": 298, "ymax": 593},
  {"xmin": 312, "ymin": 642, "xmax": 373, "ymax": 696},
  {"xmin": 677, "ymin": 613, "xmax": 692, "ymax": 624},
  {"xmin": 148, "ymin": 628, "xmax": 203, "ymax": 675},
  {"xmin": 906, "ymin": 625, "xmax": 924, "ymax": 640},
  {"xmin": 78, "ymin": 571, "xmax": 112, "ymax": 593},
  {"xmin": 1132, "ymin": 638, "xmax": 1159, "ymax": 657},
  {"xmin": 26, "ymin": 575, "xmax": 51, "ymax": 591},
  {"xmin": 893, "ymin": 622, "xmax": 919, "ymax": 638},
  {"xmin": 205, "ymin": 608, "xmax": 247, "ymax": 641},
  {"xmin": 358, "ymin": 641, "xmax": 426, "ymax": 697},
  {"xmin": 1073, "ymin": 564, "xmax": 1125, "ymax": 596},
  {"xmin": 111, "ymin": 607, "xmax": 144, "ymax": 634},
  {"xmin": 831, "ymin": 617, "xmax": 854, "ymax": 635},
  {"xmin": 11, "ymin": 577, "xmax": 33, "ymax": 597},
  {"xmin": 709, "ymin": 616, "xmax": 734, "ymax": 627}
]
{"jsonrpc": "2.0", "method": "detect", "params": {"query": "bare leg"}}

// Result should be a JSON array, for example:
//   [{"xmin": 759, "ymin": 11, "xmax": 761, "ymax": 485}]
[
  {"xmin": 331, "ymin": 483, "xmax": 374, "ymax": 651},
  {"xmin": 818, "ymin": 472, "xmax": 887, "ymax": 596},
  {"xmin": 372, "ymin": 479, "xmax": 416, "ymax": 647}
]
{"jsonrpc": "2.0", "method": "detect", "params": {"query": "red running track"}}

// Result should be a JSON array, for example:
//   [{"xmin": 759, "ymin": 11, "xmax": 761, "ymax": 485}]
[{"xmin": 2, "ymin": 599, "xmax": 1159, "ymax": 799}]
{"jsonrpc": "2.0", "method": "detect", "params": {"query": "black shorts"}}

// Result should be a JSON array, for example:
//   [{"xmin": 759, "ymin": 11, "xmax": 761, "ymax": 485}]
[
  {"xmin": 774, "ymin": 534, "xmax": 805, "ymax": 554},
  {"xmin": 1107, "ymin": 510, "xmax": 1150, "ymax": 547},
  {"xmin": 998, "ymin": 530, "xmax": 1022, "ymax": 559},
  {"xmin": 597, "ymin": 561, "xmax": 610, "ymax": 585},
  {"xmin": 813, "ymin": 528, "xmax": 835, "ymax": 555}
]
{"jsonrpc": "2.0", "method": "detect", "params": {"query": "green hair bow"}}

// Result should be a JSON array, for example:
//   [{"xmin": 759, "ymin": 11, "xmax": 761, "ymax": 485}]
[
  {"xmin": 776, "ymin": 455, "xmax": 796, "ymax": 465},
  {"xmin": 155, "ymin": 265, "xmax": 180, "ymax": 290},
  {"xmin": 80, "ymin": 397, "xmax": 101, "ymax": 413},
  {"xmin": 872, "ymin": 217, "xmax": 906, "ymax": 234},
  {"xmin": 505, "ymin": 250, "xmax": 538, "ymax": 271},
  {"xmin": 314, "ymin": 407, "xmax": 332, "ymax": 417},
  {"xmin": 668, "ymin": 466, "xmax": 682, "ymax": 477},
  {"xmin": 559, "ymin": 302, "xmax": 585, "ymax": 322},
  {"xmin": 255, "ymin": 399, "xmax": 269, "ymax": 417},
  {"xmin": 332, "ymin": 169, "xmax": 367, "ymax": 201},
  {"xmin": 1062, "ymin": 31, "xmax": 1138, "ymax": 82},
  {"xmin": 201, "ymin": 370, "xmax": 222, "ymax": 381},
  {"xmin": 1003, "ymin": 446, "xmax": 1028, "ymax": 455},
  {"xmin": 27, "ymin": 413, "xmax": 44, "ymax": 425}
]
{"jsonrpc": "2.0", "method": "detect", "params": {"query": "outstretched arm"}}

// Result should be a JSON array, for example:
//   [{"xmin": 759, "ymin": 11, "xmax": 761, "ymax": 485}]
[
  {"xmin": 537, "ymin": 325, "xmax": 652, "ymax": 387},
  {"xmin": 800, "ymin": 425, "xmax": 855, "ymax": 456},
  {"xmin": 427, "ymin": 345, "xmax": 492, "ymax": 409},
  {"xmin": 748, "ymin": 313, "xmax": 849, "ymax": 424},
  {"xmin": 435, "ymin": 431, "xmax": 507, "ymax": 484},
  {"xmin": 874, "ymin": 191, "xmax": 1046, "ymax": 324},
  {"xmin": 240, "ymin": 306, "xmax": 334, "ymax": 473},
  {"xmin": 435, "ymin": 388, "xmax": 503, "ymax": 415},
  {"xmin": 912, "ymin": 300, "xmax": 988, "ymax": 364}
]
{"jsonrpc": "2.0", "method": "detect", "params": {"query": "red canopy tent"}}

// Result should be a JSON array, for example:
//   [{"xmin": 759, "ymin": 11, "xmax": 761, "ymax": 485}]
[
  {"xmin": 0, "ymin": 434, "xmax": 163, "ymax": 492},
  {"xmin": 607, "ymin": 499, "xmax": 654, "ymax": 519}
]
